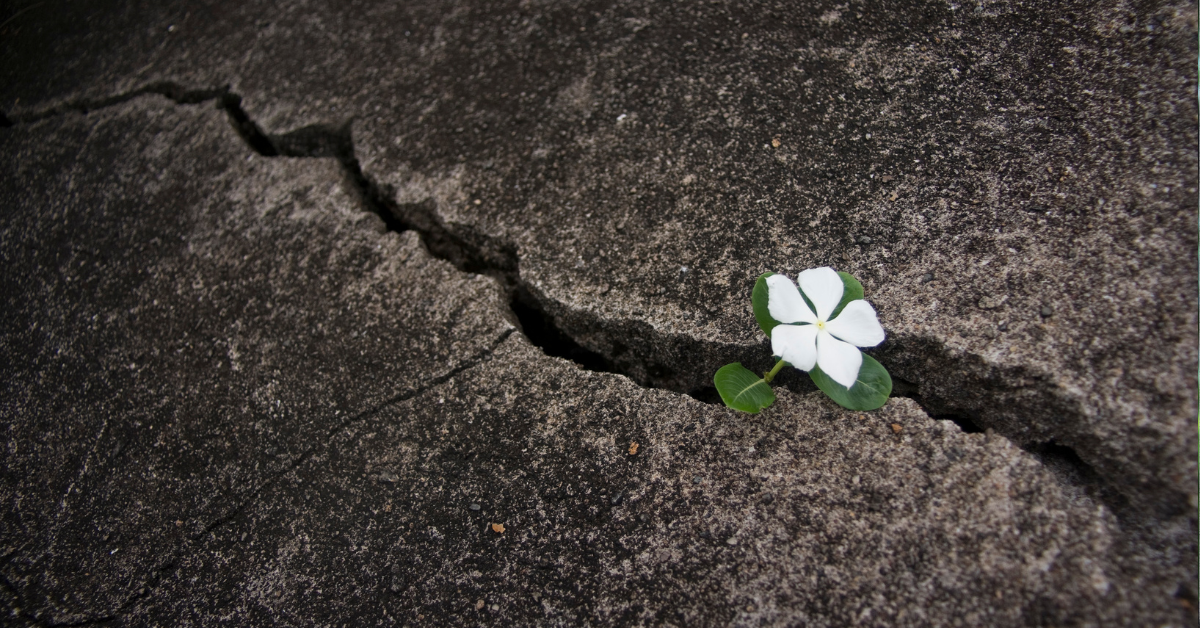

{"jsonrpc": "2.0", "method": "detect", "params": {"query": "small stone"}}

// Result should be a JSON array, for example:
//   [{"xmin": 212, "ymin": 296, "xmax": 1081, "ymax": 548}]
[
  {"xmin": 771, "ymin": 137, "xmax": 781, "ymax": 148},
  {"xmin": 475, "ymin": 599, "xmax": 485, "ymax": 610},
  {"xmin": 998, "ymin": 321, "xmax": 1008, "ymax": 331},
  {"xmin": 858, "ymin": 235, "xmax": 873, "ymax": 244},
  {"xmin": 920, "ymin": 272, "xmax": 934, "ymax": 283},
  {"xmin": 1040, "ymin": 305, "xmax": 1054, "ymax": 317},
  {"xmin": 611, "ymin": 493, "xmax": 622, "ymax": 505},
  {"xmin": 978, "ymin": 295, "xmax": 1007, "ymax": 310},
  {"xmin": 881, "ymin": 175, "xmax": 895, "ymax": 182},
  {"xmin": 891, "ymin": 424, "xmax": 903, "ymax": 434},
  {"xmin": 491, "ymin": 522, "xmax": 505, "ymax": 533},
  {"xmin": 378, "ymin": 470, "xmax": 398, "ymax": 483},
  {"xmin": 469, "ymin": 502, "xmax": 481, "ymax": 511},
  {"xmin": 628, "ymin": 441, "xmax": 639, "ymax": 455},
  {"xmin": 491, "ymin": 604, "xmax": 500, "ymax": 611},
  {"xmin": 693, "ymin": 475, "xmax": 703, "ymax": 484}
]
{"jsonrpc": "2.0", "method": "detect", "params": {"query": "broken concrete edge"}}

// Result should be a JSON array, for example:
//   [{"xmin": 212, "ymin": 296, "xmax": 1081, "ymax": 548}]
[
  {"xmin": 87, "ymin": 82, "xmax": 1190, "ymax": 516},
  {"xmin": 2, "ymin": 81, "xmax": 1186, "ymax": 541},
  {"xmin": 1, "ymin": 91, "xmax": 1192, "ymax": 625},
  {"xmin": 3, "ymin": 81, "xmax": 228, "ymax": 125},
  {"xmin": 346, "ymin": 140, "xmax": 1195, "ymax": 518}
]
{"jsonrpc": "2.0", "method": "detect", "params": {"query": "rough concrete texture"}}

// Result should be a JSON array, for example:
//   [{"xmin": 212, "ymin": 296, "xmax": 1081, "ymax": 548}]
[
  {"xmin": 4, "ymin": 0, "xmax": 1193, "ymax": 518},
  {"xmin": 127, "ymin": 337, "xmax": 1184, "ymax": 626},
  {"xmin": 0, "ymin": 99, "xmax": 513, "ymax": 623},
  {"xmin": 1, "ymin": 0, "xmax": 1197, "ymax": 624}
]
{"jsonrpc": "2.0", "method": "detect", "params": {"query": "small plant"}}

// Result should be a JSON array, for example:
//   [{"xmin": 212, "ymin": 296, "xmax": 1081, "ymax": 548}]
[{"xmin": 714, "ymin": 267, "xmax": 891, "ymax": 413}]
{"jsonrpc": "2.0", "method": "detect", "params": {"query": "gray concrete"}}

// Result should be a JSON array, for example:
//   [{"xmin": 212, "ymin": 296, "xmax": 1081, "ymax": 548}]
[
  {"xmin": 128, "ymin": 337, "xmax": 1183, "ymax": 626},
  {"xmin": 1, "ymin": 0, "xmax": 1196, "ymax": 625},
  {"xmin": 0, "ymin": 99, "xmax": 513, "ymax": 623}
]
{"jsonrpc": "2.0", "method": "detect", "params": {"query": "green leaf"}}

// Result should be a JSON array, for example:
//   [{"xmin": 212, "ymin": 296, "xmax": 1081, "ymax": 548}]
[
  {"xmin": 832, "ymin": 271, "xmax": 864, "ymax": 319},
  {"xmin": 751, "ymin": 272, "xmax": 782, "ymax": 337},
  {"xmin": 714, "ymin": 363, "xmax": 777, "ymax": 413},
  {"xmin": 809, "ymin": 354, "xmax": 892, "ymax": 411}
]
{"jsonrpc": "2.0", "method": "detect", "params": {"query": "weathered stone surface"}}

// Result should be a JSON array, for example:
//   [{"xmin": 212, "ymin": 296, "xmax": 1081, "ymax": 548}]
[
  {"xmin": 4, "ymin": 0, "xmax": 1192, "ymax": 519},
  {"xmin": 126, "ymin": 337, "xmax": 1187, "ymax": 626},
  {"xmin": 1, "ymin": 0, "xmax": 1196, "ymax": 623},
  {"xmin": 0, "ymin": 98, "xmax": 513, "ymax": 623}
]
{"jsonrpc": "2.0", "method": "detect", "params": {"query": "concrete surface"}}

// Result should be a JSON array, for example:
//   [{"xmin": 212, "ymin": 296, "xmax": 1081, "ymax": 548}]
[{"xmin": 1, "ymin": 0, "xmax": 1196, "ymax": 624}]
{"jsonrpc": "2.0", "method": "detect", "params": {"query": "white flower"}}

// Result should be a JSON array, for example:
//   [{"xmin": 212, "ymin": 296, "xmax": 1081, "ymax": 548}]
[{"xmin": 766, "ymin": 267, "xmax": 885, "ymax": 389}]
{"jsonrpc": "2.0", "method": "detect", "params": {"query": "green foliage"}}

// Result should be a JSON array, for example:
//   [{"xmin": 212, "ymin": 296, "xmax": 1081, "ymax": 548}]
[
  {"xmin": 808, "ymin": 354, "xmax": 892, "ymax": 411},
  {"xmin": 713, "ymin": 363, "xmax": 776, "ymax": 414},
  {"xmin": 832, "ymin": 271, "xmax": 863, "ymax": 319},
  {"xmin": 719, "ymin": 269, "xmax": 890, "ymax": 413},
  {"xmin": 751, "ymin": 272, "xmax": 781, "ymax": 337}
]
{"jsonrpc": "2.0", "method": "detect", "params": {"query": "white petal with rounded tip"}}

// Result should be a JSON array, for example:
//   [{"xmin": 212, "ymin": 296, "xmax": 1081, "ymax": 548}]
[
  {"xmin": 825, "ymin": 300, "xmax": 886, "ymax": 347},
  {"xmin": 766, "ymin": 274, "xmax": 816, "ymax": 324},
  {"xmin": 797, "ymin": 267, "xmax": 844, "ymax": 321},
  {"xmin": 771, "ymin": 324, "xmax": 818, "ymax": 371},
  {"xmin": 816, "ymin": 331, "xmax": 863, "ymax": 389}
]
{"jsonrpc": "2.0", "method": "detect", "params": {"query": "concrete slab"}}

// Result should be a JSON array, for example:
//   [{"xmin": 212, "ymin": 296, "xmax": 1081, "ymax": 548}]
[
  {"xmin": 0, "ymin": 97, "xmax": 513, "ymax": 623},
  {"xmin": 127, "ymin": 337, "xmax": 1187, "ymax": 626},
  {"xmin": 1, "ymin": 0, "xmax": 1196, "ymax": 623},
  {"xmin": 5, "ymin": 0, "xmax": 1189, "ymax": 518}
]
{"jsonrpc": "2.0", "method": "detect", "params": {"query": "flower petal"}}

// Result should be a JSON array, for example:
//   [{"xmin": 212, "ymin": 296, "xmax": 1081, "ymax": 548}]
[
  {"xmin": 825, "ymin": 300, "xmax": 886, "ymax": 347},
  {"xmin": 797, "ymin": 267, "xmax": 844, "ymax": 321},
  {"xmin": 766, "ymin": 274, "xmax": 817, "ymax": 324},
  {"xmin": 771, "ymin": 324, "xmax": 818, "ymax": 371},
  {"xmin": 816, "ymin": 331, "xmax": 863, "ymax": 389}
]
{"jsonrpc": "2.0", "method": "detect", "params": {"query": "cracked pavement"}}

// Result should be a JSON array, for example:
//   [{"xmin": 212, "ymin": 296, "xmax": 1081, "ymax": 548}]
[{"xmin": 1, "ymin": 0, "xmax": 1196, "ymax": 625}]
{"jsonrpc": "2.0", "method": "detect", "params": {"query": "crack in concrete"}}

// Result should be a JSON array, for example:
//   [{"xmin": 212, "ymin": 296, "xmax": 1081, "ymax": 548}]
[
  {"xmin": 4, "ymin": 82, "xmax": 1181, "ymax": 616},
  {"xmin": 240, "ymin": 109, "xmax": 1116, "ymax": 512},
  {"xmin": 92, "ymin": 329, "xmax": 516, "ymax": 625},
  {"xmin": 2, "ymin": 82, "xmax": 230, "ymax": 126},
  {"xmin": 198, "ymin": 87, "xmax": 1120, "ymax": 518}
]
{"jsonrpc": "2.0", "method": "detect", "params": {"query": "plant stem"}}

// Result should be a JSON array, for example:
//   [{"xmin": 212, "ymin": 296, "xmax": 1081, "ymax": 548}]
[{"xmin": 762, "ymin": 359, "xmax": 786, "ymax": 384}]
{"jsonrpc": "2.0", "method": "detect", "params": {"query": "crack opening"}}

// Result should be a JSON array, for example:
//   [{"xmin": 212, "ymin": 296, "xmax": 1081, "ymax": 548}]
[
  {"xmin": 243, "ymin": 116, "xmax": 623, "ymax": 379},
  {"xmin": 889, "ymin": 376, "xmax": 985, "ymax": 433},
  {"xmin": 5, "ymin": 82, "xmax": 228, "ymax": 125},
  {"xmin": 510, "ymin": 285, "xmax": 616, "ymax": 374},
  {"xmin": 0, "ymin": 112, "xmax": 12, "ymax": 127},
  {"xmin": 1021, "ymin": 438, "xmax": 1107, "ymax": 492},
  {"xmin": 216, "ymin": 93, "xmax": 278, "ymax": 158},
  {"xmin": 686, "ymin": 386, "xmax": 723, "ymax": 404},
  {"xmin": 201, "ymin": 92, "xmax": 1174, "ymax": 532}
]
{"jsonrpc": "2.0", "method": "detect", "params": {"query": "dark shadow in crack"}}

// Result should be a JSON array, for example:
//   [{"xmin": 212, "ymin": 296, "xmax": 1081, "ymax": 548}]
[
  {"xmin": 511, "ymin": 285, "xmax": 616, "ymax": 374},
  {"xmin": 212, "ymin": 97, "xmax": 1170, "ymax": 535},
  {"xmin": 7, "ymin": 81, "xmax": 228, "ymax": 125},
  {"xmin": 0, "ymin": 112, "xmax": 11, "ymax": 127},
  {"xmin": 890, "ymin": 377, "xmax": 985, "ymax": 434},
  {"xmin": 218, "ymin": 93, "xmax": 279, "ymax": 157},
  {"xmin": 262, "ymin": 120, "xmax": 619, "ymax": 378}
]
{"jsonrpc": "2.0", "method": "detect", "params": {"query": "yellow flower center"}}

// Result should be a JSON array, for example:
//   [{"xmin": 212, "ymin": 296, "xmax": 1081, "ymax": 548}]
[{"xmin": 816, "ymin": 320, "xmax": 826, "ymax": 330}]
